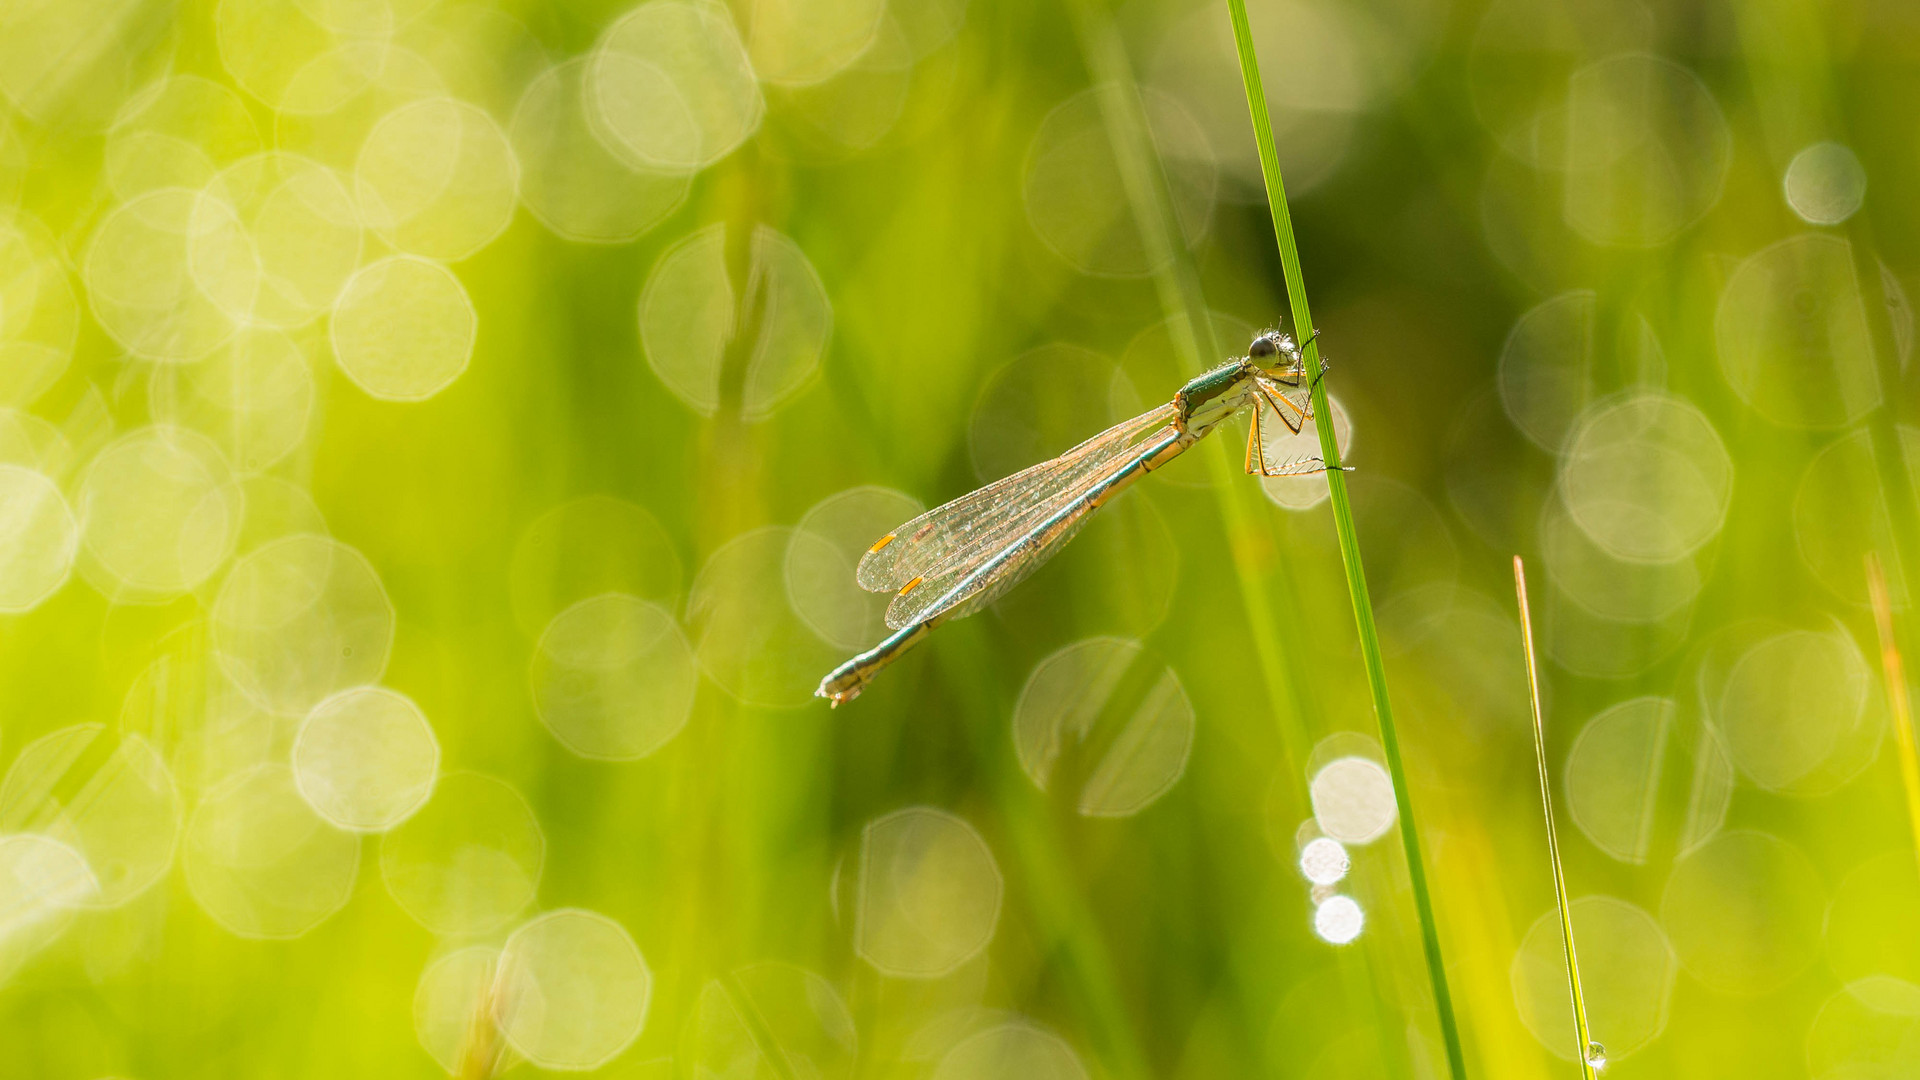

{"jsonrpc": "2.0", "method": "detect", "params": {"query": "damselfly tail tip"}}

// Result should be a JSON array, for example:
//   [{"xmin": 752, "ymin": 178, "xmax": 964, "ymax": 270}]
[{"xmin": 816, "ymin": 678, "xmax": 860, "ymax": 708}]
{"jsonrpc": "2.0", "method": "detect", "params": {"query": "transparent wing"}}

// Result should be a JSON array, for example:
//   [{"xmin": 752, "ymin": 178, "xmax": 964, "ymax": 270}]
[
  {"xmin": 884, "ymin": 433, "xmax": 1171, "ymax": 629},
  {"xmin": 857, "ymin": 403, "xmax": 1176, "ymax": 594},
  {"xmin": 1252, "ymin": 379, "xmax": 1329, "ymax": 477},
  {"xmin": 898, "ymin": 509, "xmax": 1096, "ymax": 627}
]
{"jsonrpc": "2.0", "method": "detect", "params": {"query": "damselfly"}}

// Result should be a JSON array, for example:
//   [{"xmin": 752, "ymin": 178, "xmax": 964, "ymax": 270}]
[{"xmin": 816, "ymin": 328, "xmax": 1340, "ymax": 706}]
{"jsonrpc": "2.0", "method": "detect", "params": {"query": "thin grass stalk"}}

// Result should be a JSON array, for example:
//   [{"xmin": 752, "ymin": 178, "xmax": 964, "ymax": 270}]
[
  {"xmin": 1061, "ymin": 8, "xmax": 1404, "ymax": 1070},
  {"xmin": 1062, "ymin": 0, "xmax": 1310, "ymax": 773},
  {"xmin": 456, "ymin": 973, "xmax": 506, "ymax": 1080},
  {"xmin": 1222, "ymin": 4, "xmax": 1468, "ymax": 1078},
  {"xmin": 722, "ymin": 970, "xmax": 804, "ymax": 1080},
  {"xmin": 1846, "ymin": 233, "xmax": 1920, "ymax": 667},
  {"xmin": 1866, "ymin": 553, "xmax": 1920, "ymax": 861},
  {"xmin": 1513, "ymin": 558, "xmax": 1599, "ymax": 1079}
]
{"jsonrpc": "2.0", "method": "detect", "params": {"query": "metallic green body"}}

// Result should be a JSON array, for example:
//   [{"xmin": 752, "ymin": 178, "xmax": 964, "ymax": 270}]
[{"xmin": 1175, "ymin": 360, "xmax": 1255, "ymax": 438}]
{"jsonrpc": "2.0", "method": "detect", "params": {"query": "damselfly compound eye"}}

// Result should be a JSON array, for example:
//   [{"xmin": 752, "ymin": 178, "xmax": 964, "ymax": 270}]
[{"xmin": 1248, "ymin": 332, "xmax": 1279, "ymax": 360}]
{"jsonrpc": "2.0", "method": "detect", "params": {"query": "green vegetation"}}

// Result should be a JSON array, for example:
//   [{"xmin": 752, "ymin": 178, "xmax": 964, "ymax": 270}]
[
  {"xmin": 1515, "ymin": 556, "xmax": 1597, "ymax": 1079},
  {"xmin": 1223, "ymin": 2, "xmax": 1466, "ymax": 1074},
  {"xmin": 0, "ymin": 0, "xmax": 1916, "ymax": 1077}
]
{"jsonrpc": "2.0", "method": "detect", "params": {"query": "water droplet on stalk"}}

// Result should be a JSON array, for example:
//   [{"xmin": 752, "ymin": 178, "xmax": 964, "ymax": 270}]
[
  {"xmin": 1298, "ymin": 837, "xmax": 1349, "ymax": 885},
  {"xmin": 1313, "ymin": 894, "xmax": 1364, "ymax": 944}
]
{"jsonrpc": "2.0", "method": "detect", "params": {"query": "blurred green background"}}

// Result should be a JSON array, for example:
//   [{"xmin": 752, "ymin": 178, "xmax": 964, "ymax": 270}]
[{"xmin": 1, "ymin": 0, "xmax": 1918, "ymax": 1076}]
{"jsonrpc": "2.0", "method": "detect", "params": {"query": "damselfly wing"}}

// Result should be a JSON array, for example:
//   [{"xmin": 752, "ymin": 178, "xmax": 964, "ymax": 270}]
[
  {"xmin": 857, "ymin": 402, "xmax": 1177, "ymax": 604},
  {"xmin": 880, "ymin": 423, "xmax": 1181, "ymax": 630},
  {"xmin": 817, "ymin": 328, "xmax": 1337, "ymax": 706}
]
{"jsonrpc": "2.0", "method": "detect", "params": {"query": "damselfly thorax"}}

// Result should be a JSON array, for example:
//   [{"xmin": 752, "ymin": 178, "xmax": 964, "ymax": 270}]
[{"xmin": 816, "ymin": 328, "xmax": 1337, "ymax": 706}]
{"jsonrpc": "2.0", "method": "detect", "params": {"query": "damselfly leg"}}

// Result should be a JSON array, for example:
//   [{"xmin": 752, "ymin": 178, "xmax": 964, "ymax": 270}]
[{"xmin": 817, "ymin": 327, "xmax": 1347, "ymax": 704}]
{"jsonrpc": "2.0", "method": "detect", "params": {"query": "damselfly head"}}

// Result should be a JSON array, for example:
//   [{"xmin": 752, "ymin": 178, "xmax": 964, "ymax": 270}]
[{"xmin": 1247, "ymin": 329, "xmax": 1299, "ymax": 372}]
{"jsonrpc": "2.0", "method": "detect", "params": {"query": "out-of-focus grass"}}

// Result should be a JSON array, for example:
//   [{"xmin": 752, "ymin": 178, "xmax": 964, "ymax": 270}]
[
  {"xmin": 1868, "ymin": 554, "xmax": 1920, "ymax": 860},
  {"xmin": 1224, "ymin": 1, "xmax": 1466, "ymax": 1075}
]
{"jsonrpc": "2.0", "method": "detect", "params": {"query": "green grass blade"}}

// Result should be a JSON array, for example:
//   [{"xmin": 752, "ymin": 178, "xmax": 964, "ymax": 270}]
[
  {"xmin": 1514, "ymin": 558, "xmax": 1599, "ymax": 1079},
  {"xmin": 1222, "ymin": 4, "xmax": 1468, "ymax": 1077},
  {"xmin": 1061, "ymin": 0, "xmax": 1311, "ymax": 778},
  {"xmin": 1060, "ymin": 6, "xmax": 1407, "ymax": 1069},
  {"xmin": 1061, "ymin": 6, "xmax": 1411, "ymax": 1069},
  {"xmin": 1867, "ymin": 554, "xmax": 1920, "ymax": 864}
]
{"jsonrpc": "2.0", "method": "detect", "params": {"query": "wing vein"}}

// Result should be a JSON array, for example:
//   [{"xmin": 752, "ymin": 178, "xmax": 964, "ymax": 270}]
[
  {"xmin": 856, "ymin": 403, "xmax": 1176, "ymax": 595},
  {"xmin": 883, "ymin": 429, "xmax": 1181, "ymax": 629}
]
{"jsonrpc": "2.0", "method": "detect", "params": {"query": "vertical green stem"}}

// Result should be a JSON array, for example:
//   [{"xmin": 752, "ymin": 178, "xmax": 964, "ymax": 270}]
[
  {"xmin": 1063, "ymin": 1, "xmax": 1309, "ymax": 776},
  {"xmin": 1514, "ymin": 558, "xmax": 1598, "ymax": 1080},
  {"xmin": 1062, "ymin": 4, "xmax": 1400, "ymax": 1070},
  {"xmin": 1223, "ymin": 3, "xmax": 1468, "ymax": 1078},
  {"xmin": 1867, "ymin": 555, "xmax": 1920, "ymax": 866},
  {"xmin": 1846, "ymin": 228, "xmax": 1920, "ymax": 660}
]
